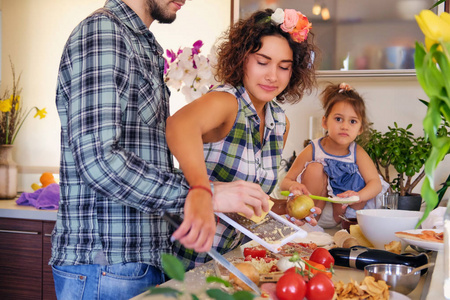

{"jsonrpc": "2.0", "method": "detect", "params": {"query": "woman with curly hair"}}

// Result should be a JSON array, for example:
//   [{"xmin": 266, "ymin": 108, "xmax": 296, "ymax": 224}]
[{"xmin": 166, "ymin": 8, "xmax": 319, "ymax": 270}]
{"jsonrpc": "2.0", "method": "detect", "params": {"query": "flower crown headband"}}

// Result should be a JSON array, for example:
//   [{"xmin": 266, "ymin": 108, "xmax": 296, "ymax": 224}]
[{"xmin": 270, "ymin": 8, "xmax": 312, "ymax": 43}]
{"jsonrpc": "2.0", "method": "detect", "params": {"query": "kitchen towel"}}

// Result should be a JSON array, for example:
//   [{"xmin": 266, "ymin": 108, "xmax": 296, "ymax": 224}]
[
  {"xmin": 16, "ymin": 183, "xmax": 60, "ymax": 210},
  {"xmin": 421, "ymin": 207, "xmax": 445, "ymax": 229}
]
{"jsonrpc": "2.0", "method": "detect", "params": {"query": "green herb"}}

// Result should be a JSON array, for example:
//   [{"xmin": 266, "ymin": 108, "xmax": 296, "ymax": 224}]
[{"xmin": 147, "ymin": 254, "xmax": 255, "ymax": 299}]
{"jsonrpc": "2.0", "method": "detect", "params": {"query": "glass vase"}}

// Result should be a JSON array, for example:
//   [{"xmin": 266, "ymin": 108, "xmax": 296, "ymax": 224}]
[{"xmin": 0, "ymin": 144, "xmax": 18, "ymax": 199}]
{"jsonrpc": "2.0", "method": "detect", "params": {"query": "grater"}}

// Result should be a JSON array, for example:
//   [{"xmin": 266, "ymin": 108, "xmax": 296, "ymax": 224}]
[{"xmin": 216, "ymin": 211, "xmax": 307, "ymax": 253}]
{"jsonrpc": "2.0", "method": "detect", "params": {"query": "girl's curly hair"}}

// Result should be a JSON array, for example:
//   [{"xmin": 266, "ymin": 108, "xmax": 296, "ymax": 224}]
[{"xmin": 214, "ymin": 9, "xmax": 318, "ymax": 104}]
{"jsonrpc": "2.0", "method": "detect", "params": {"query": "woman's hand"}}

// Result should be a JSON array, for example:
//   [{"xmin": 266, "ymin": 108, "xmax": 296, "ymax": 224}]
[{"xmin": 211, "ymin": 180, "xmax": 270, "ymax": 218}]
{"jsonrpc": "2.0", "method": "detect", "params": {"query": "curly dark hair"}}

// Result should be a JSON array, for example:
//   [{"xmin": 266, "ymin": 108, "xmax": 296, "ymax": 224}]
[{"xmin": 214, "ymin": 9, "xmax": 318, "ymax": 104}]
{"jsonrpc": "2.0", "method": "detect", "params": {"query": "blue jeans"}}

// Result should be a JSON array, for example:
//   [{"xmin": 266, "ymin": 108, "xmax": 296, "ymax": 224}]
[{"xmin": 52, "ymin": 262, "xmax": 165, "ymax": 300}]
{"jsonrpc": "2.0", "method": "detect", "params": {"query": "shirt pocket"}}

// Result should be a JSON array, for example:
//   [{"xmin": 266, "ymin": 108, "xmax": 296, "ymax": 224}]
[{"xmin": 137, "ymin": 77, "xmax": 167, "ymax": 127}]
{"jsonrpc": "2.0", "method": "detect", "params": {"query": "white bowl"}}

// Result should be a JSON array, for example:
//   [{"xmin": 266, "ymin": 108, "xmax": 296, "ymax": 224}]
[{"xmin": 356, "ymin": 209, "xmax": 423, "ymax": 250}]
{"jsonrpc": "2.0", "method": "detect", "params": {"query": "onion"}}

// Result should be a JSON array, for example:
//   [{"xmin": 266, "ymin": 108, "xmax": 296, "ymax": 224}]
[{"xmin": 276, "ymin": 256, "xmax": 305, "ymax": 272}]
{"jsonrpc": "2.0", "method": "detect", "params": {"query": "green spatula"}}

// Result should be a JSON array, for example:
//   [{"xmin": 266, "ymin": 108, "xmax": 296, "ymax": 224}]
[{"xmin": 280, "ymin": 191, "xmax": 359, "ymax": 204}]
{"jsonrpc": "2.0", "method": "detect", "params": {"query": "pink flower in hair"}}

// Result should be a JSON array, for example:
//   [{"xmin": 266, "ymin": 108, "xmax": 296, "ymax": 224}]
[
  {"xmin": 280, "ymin": 9, "xmax": 299, "ymax": 33},
  {"xmin": 290, "ymin": 12, "xmax": 312, "ymax": 43}
]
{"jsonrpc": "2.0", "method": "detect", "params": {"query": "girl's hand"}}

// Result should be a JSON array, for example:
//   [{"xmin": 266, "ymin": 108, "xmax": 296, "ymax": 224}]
[
  {"xmin": 337, "ymin": 190, "xmax": 359, "ymax": 199},
  {"xmin": 286, "ymin": 206, "xmax": 322, "ymax": 226},
  {"xmin": 288, "ymin": 182, "xmax": 310, "ymax": 196},
  {"xmin": 337, "ymin": 190, "xmax": 365, "ymax": 210}
]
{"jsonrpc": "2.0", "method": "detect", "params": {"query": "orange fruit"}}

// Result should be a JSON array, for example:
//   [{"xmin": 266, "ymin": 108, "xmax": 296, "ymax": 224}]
[{"xmin": 40, "ymin": 172, "xmax": 56, "ymax": 188}]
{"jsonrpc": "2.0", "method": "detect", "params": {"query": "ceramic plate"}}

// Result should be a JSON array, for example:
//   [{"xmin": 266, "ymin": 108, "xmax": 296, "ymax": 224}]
[
  {"xmin": 292, "ymin": 231, "xmax": 334, "ymax": 247},
  {"xmin": 390, "ymin": 291, "xmax": 411, "ymax": 300},
  {"xmin": 395, "ymin": 228, "xmax": 443, "ymax": 251}
]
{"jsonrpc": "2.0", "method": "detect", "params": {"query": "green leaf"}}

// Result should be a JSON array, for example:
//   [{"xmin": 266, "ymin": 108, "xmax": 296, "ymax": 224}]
[
  {"xmin": 161, "ymin": 254, "xmax": 186, "ymax": 282},
  {"xmin": 430, "ymin": 0, "xmax": 446, "ymax": 10},
  {"xmin": 206, "ymin": 288, "xmax": 235, "ymax": 300},
  {"xmin": 147, "ymin": 286, "xmax": 183, "ymax": 298},
  {"xmin": 419, "ymin": 99, "xmax": 429, "ymax": 107},
  {"xmin": 232, "ymin": 290, "xmax": 257, "ymax": 300},
  {"xmin": 423, "ymin": 96, "xmax": 442, "ymax": 143},
  {"xmin": 433, "ymin": 49, "xmax": 450, "ymax": 107},
  {"xmin": 191, "ymin": 294, "xmax": 200, "ymax": 300},
  {"xmin": 423, "ymin": 55, "xmax": 445, "ymax": 99},
  {"xmin": 206, "ymin": 276, "xmax": 232, "ymax": 287},
  {"xmin": 418, "ymin": 177, "xmax": 439, "ymax": 228},
  {"xmin": 415, "ymin": 42, "xmax": 427, "ymax": 91}
]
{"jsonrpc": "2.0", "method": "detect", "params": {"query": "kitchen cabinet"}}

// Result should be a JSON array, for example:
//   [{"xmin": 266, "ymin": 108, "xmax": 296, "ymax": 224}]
[
  {"xmin": 0, "ymin": 218, "xmax": 56, "ymax": 300},
  {"xmin": 234, "ymin": 0, "xmax": 448, "ymax": 75}
]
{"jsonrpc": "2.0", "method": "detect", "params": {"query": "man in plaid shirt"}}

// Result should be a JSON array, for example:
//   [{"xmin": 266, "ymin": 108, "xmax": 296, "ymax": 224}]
[{"xmin": 50, "ymin": 0, "xmax": 268, "ymax": 298}]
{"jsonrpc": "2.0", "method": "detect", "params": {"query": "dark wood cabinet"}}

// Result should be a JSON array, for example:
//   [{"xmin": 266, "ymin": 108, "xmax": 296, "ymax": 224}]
[
  {"xmin": 0, "ymin": 218, "xmax": 56, "ymax": 300},
  {"xmin": 43, "ymin": 221, "xmax": 57, "ymax": 300}
]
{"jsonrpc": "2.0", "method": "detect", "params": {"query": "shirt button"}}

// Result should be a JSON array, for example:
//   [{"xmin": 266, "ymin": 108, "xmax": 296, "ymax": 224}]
[{"xmin": 102, "ymin": 272, "xmax": 106, "ymax": 276}]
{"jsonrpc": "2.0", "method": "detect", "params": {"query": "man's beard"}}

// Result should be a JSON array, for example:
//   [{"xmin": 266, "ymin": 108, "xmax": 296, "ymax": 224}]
[{"xmin": 147, "ymin": 0, "xmax": 177, "ymax": 24}]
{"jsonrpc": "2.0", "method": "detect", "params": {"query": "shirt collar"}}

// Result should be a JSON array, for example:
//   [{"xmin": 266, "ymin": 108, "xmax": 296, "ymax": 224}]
[
  {"xmin": 105, "ymin": 0, "xmax": 163, "ymax": 55},
  {"xmin": 236, "ymin": 85, "xmax": 277, "ymax": 129}
]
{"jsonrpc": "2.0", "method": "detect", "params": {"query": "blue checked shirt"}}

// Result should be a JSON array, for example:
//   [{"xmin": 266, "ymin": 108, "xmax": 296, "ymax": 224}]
[{"xmin": 50, "ymin": 0, "xmax": 189, "ymax": 269}]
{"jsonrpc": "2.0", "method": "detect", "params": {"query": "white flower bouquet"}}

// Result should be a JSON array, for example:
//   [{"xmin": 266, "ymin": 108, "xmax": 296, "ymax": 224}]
[{"xmin": 164, "ymin": 40, "xmax": 219, "ymax": 102}]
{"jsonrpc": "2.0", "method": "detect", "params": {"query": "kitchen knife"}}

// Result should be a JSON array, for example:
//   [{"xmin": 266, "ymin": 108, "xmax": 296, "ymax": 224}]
[{"xmin": 162, "ymin": 212, "xmax": 261, "ymax": 295}]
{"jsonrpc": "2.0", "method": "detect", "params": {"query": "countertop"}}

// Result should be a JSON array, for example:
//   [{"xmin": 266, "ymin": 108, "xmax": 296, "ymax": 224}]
[
  {"xmin": 1, "ymin": 201, "xmax": 444, "ymax": 299},
  {"xmin": 0, "ymin": 198, "xmax": 57, "ymax": 221},
  {"xmin": 132, "ymin": 229, "xmax": 436, "ymax": 300}
]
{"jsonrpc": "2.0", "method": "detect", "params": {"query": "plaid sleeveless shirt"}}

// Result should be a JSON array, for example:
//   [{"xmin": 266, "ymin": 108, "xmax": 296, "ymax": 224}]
[{"xmin": 173, "ymin": 84, "xmax": 286, "ymax": 270}]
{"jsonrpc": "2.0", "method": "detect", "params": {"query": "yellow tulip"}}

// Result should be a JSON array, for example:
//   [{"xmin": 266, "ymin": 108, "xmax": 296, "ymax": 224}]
[{"xmin": 415, "ymin": 10, "xmax": 450, "ymax": 50}]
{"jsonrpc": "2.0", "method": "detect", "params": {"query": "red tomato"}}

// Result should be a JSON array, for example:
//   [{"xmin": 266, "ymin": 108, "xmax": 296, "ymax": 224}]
[
  {"xmin": 309, "ymin": 247, "xmax": 335, "ymax": 268},
  {"xmin": 284, "ymin": 266, "xmax": 302, "ymax": 275},
  {"xmin": 243, "ymin": 246, "xmax": 267, "ymax": 259},
  {"xmin": 306, "ymin": 273, "xmax": 335, "ymax": 300},
  {"xmin": 276, "ymin": 272, "xmax": 307, "ymax": 300}
]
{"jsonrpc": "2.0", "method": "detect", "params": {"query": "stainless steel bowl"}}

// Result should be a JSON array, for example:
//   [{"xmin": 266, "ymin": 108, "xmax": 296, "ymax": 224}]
[{"xmin": 364, "ymin": 264, "xmax": 421, "ymax": 295}]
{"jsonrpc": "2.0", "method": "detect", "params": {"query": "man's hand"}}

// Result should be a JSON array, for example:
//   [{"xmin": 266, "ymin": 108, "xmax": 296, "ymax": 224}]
[
  {"xmin": 171, "ymin": 189, "xmax": 216, "ymax": 253},
  {"xmin": 212, "ymin": 180, "xmax": 270, "ymax": 218}
]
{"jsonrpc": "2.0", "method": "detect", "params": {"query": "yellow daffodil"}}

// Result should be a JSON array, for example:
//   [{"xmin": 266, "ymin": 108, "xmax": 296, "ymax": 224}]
[
  {"xmin": 12, "ymin": 95, "xmax": 20, "ymax": 111},
  {"xmin": 0, "ymin": 99, "xmax": 12, "ymax": 112},
  {"xmin": 415, "ymin": 10, "xmax": 450, "ymax": 50},
  {"xmin": 33, "ymin": 107, "xmax": 47, "ymax": 119}
]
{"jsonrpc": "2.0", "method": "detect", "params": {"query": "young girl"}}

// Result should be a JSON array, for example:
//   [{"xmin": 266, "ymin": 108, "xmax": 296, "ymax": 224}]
[
  {"xmin": 166, "ymin": 8, "xmax": 318, "ymax": 269},
  {"xmin": 281, "ymin": 83, "xmax": 387, "ymax": 229}
]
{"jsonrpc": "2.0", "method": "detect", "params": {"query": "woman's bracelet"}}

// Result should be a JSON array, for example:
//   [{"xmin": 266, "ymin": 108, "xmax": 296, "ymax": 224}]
[{"xmin": 189, "ymin": 185, "xmax": 213, "ymax": 197}]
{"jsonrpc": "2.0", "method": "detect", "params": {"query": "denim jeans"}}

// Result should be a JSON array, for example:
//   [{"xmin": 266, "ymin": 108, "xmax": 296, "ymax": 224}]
[{"xmin": 52, "ymin": 262, "xmax": 165, "ymax": 300}]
